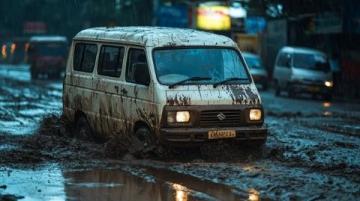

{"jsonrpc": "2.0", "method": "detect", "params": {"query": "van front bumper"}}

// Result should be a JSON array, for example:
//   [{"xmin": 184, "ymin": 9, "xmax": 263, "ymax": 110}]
[
  {"xmin": 159, "ymin": 126, "xmax": 267, "ymax": 146},
  {"xmin": 290, "ymin": 82, "xmax": 332, "ymax": 95}
]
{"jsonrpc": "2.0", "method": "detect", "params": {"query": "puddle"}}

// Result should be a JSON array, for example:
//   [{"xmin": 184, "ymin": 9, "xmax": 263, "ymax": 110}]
[
  {"xmin": 0, "ymin": 164, "xmax": 259, "ymax": 201},
  {"xmin": 0, "ymin": 164, "xmax": 66, "ymax": 201}
]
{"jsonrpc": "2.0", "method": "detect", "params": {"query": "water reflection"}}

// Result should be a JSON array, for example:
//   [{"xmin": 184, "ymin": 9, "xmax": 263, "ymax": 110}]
[
  {"xmin": 64, "ymin": 169, "xmax": 162, "ymax": 201},
  {"xmin": 322, "ymin": 101, "xmax": 333, "ymax": 116},
  {"xmin": 323, "ymin": 102, "xmax": 331, "ymax": 108},
  {"xmin": 248, "ymin": 188, "xmax": 260, "ymax": 201},
  {"xmin": 1, "ymin": 166, "xmax": 261, "ymax": 201},
  {"xmin": 172, "ymin": 184, "xmax": 188, "ymax": 201}
]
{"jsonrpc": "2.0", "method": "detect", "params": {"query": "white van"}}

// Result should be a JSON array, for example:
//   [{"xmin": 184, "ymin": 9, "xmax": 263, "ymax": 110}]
[
  {"xmin": 273, "ymin": 46, "xmax": 333, "ymax": 99},
  {"xmin": 63, "ymin": 27, "xmax": 267, "ymax": 147}
]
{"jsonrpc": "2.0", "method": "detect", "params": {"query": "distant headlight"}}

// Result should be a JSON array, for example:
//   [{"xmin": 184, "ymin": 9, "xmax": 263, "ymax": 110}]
[
  {"xmin": 249, "ymin": 109, "xmax": 262, "ymax": 121},
  {"xmin": 167, "ymin": 111, "xmax": 190, "ymax": 123},
  {"xmin": 324, "ymin": 81, "xmax": 333, "ymax": 88}
]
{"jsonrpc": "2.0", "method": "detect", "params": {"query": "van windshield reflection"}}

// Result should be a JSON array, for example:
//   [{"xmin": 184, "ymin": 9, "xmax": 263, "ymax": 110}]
[
  {"xmin": 153, "ymin": 48, "xmax": 250, "ymax": 86},
  {"xmin": 293, "ymin": 53, "xmax": 330, "ymax": 72}
]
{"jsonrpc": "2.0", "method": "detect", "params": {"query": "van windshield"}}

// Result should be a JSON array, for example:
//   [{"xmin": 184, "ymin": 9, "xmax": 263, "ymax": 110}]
[
  {"xmin": 153, "ymin": 48, "xmax": 250, "ymax": 85},
  {"xmin": 293, "ymin": 53, "xmax": 330, "ymax": 72}
]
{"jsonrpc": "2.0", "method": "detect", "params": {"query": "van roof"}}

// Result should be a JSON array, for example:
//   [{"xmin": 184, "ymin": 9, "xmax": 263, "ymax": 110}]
[
  {"xmin": 73, "ymin": 26, "xmax": 236, "ymax": 47},
  {"xmin": 30, "ymin": 36, "xmax": 67, "ymax": 42},
  {"xmin": 281, "ymin": 46, "xmax": 326, "ymax": 56}
]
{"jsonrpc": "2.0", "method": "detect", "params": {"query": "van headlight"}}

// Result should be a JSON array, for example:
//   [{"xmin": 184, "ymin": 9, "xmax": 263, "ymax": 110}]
[
  {"xmin": 249, "ymin": 109, "xmax": 262, "ymax": 121},
  {"xmin": 324, "ymin": 81, "xmax": 333, "ymax": 88},
  {"xmin": 167, "ymin": 111, "xmax": 190, "ymax": 123}
]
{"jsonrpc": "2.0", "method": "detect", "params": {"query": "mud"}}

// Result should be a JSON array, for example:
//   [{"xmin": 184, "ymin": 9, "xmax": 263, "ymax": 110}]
[{"xmin": 1, "ymin": 65, "xmax": 360, "ymax": 200}]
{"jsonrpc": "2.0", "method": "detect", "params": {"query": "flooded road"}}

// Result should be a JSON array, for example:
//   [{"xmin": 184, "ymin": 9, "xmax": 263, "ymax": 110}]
[
  {"xmin": 1, "ymin": 164, "xmax": 244, "ymax": 201},
  {"xmin": 0, "ymin": 65, "xmax": 62, "ymax": 135},
  {"xmin": 0, "ymin": 64, "xmax": 360, "ymax": 200}
]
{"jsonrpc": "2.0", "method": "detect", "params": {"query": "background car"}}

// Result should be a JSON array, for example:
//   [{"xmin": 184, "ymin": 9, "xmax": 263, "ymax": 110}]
[
  {"xmin": 272, "ymin": 46, "xmax": 333, "ymax": 100},
  {"xmin": 242, "ymin": 52, "xmax": 268, "ymax": 90}
]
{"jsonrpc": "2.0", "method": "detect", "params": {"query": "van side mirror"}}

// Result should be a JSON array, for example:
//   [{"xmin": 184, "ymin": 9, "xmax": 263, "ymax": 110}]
[{"xmin": 133, "ymin": 63, "xmax": 150, "ymax": 86}]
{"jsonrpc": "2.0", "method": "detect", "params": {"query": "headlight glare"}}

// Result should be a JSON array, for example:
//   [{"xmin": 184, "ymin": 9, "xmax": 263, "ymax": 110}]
[
  {"xmin": 249, "ymin": 109, "xmax": 262, "ymax": 121},
  {"xmin": 176, "ymin": 111, "xmax": 190, "ymax": 123},
  {"xmin": 167, "ymin": 111, "xmax": 190, "ymax": 123},
  {"xmin": 324, "ymin": 81, "xmax": 333, "ymax": 88}
]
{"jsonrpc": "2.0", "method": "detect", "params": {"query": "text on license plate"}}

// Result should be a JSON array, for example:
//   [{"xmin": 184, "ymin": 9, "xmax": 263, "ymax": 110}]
[
  {"xmin": 308, "ymin": 86, "xmax": 320, "ymax": 92},
  {"xmin": 208, "ymin": 130, "xmax": 236, "ymax": 139}
]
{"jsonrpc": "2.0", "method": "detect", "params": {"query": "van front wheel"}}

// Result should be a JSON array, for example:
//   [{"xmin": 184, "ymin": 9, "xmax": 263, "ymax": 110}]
[
  {"xmin": 73, "ymin": 115, "xmax": 93, "ymax": 141},
  {"xmin": 135, "ymin": 127, "xmax": 157, "ymax": 149}
]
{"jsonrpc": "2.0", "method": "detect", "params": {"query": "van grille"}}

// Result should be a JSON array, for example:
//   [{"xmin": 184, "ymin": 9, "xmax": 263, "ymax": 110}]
[{"xmin": 199, "ymin": 110, "xmax": 242, "ymax": 127}]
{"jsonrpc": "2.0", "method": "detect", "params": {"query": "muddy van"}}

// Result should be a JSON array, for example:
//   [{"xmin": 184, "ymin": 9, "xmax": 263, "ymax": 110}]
[{"xmin": 63, "ymin": 27, "xmax": 267, "ymax": 147}]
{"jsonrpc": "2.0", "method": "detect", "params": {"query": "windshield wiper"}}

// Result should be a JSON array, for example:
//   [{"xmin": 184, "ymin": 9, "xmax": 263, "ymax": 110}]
[
  {"xmin": 169, "ymin": 77, "xmax": 212, "ymax": 89},
  {"xmin": 213, "ymin": 77, "xmax": 249, "ymax": 88}
]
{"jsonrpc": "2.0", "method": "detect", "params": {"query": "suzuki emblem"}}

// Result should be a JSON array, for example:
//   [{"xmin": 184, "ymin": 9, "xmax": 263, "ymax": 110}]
[{"xmin": 217, "ymin": 113, "xmax": 226, "ymax": 121}]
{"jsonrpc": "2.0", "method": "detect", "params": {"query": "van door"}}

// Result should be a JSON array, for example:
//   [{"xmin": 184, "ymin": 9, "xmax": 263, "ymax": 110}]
[
  {"xmin": 122, "ymin": 48, "xmax": 155, "ymax": 134},
  {"xmin": 93, "ymin": 44, "xmax": 126, "ymax": 137},
  {"xmin": 65, "ymin": 42, "xmax": 98, "ymax": 122},
  {"xmin": 274, "ymin": 52, "xmax": 292, "ymax": 88}
]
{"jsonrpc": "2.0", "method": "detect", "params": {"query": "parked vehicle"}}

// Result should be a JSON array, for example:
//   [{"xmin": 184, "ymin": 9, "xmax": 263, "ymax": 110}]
[
  {"xmin": 273, "ymin": 46, "xmax": 333, "ymax": 99},
  {"xmin": 63, "ymin": 27, "xmax": 267, "ymax": 147},
  {"xmin": 28, "ymin": 36, "xmax": 68, "ymax": 79},
  {"xmin": 242, "ymin": 52, "xmax": 268, "ymax": 90}
]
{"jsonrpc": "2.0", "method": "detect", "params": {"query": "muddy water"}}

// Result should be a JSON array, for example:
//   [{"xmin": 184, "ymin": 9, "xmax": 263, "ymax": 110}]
[
  {"xmin": 1, "ymin": 64, "xmax": 360, "ymax": 200},
  {"xmin": 0, "ymin": 65, "xmax": 62, "ymax": 135},
  {"xmin": 1, "ymin": 165, "xmax": 255, "ymax": 201}
]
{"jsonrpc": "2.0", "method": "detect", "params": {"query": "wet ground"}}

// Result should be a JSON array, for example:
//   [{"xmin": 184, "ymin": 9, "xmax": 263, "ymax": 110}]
[{"xmin": 0, "ymin": 64, "xmax": 359, "ymax": 201}]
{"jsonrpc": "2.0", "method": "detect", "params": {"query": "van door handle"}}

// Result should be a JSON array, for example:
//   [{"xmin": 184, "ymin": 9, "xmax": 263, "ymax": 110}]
[{"xmin": 121, "ymin": 88, "xmax": 128, "ymax": 95}]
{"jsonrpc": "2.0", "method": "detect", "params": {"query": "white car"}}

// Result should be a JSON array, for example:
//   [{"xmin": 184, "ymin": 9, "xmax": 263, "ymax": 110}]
[{"xmin": 273, "ymin": 46, "xmax": 333, "ymax": 99}]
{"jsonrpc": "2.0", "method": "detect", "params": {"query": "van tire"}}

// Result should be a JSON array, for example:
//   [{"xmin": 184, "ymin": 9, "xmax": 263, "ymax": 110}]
[
  {"xmin": 135, "ymin": 127, "xmax": 156, "ymax": 149},
  {"xmin": 274, "ymin": 81, "xmax": 280, "ymax": 96},
  {"xmin": 73, "ymin": 115, "xmax": 93, "ymax": 141}
]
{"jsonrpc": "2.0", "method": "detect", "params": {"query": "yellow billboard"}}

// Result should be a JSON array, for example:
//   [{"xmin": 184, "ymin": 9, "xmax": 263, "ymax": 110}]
[{"xmin": 196, "ymin": 5, "xmax": 231, "ymax": 31}]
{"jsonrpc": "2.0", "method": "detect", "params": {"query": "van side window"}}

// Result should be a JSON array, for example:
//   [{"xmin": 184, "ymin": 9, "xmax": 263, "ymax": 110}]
[
  {"xmin": 126, "ymin": 49, "xmax": 150, "ymax": 85},
  {"xmin": 73, "ymin": 43, "xmax": 97, "ymax": 72},
  {"xmin": 278, "ymin": 53, "xmax": 291, "ymax": 67},
  {"xmin": 98, "ymin": 45, "xmax": 124, "ymax": 77}
]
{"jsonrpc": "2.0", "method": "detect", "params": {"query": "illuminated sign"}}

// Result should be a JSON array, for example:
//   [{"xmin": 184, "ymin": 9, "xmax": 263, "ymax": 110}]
[{"xmin": 196, "ymin": 5, "xmax": 231, "ymax": 31}]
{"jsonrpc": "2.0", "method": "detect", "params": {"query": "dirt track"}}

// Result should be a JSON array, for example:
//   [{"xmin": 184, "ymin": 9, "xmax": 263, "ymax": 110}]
[{"xmin": 0, "ymin": 65, "xmax": 359, "ymax": 201}]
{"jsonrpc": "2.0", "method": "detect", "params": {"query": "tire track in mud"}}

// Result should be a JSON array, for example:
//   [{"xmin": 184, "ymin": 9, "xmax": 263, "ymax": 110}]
[
  {"xmin": 265, "ymin": 115, "xmax": 360, "ymax": 176},
  {"xmin": 1, "ymin": 114, "xmax": 359, "ymax": 200},
  {"xmin": 0, "ymin": 68, "xmax": 63, "ymax": 135},
  {"xmin": 1, "ymin": 66, "xmax": 360, "ymax": 200}
]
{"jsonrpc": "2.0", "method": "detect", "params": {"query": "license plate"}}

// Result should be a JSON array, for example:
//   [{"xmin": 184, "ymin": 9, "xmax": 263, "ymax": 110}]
[
  {"xmin": 208, "ymin": 130, "xmax": 236, "ymax": 139},
  {"xmin": 308, "ymin": 86, "xmax": 320, "ymax": 92}
]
